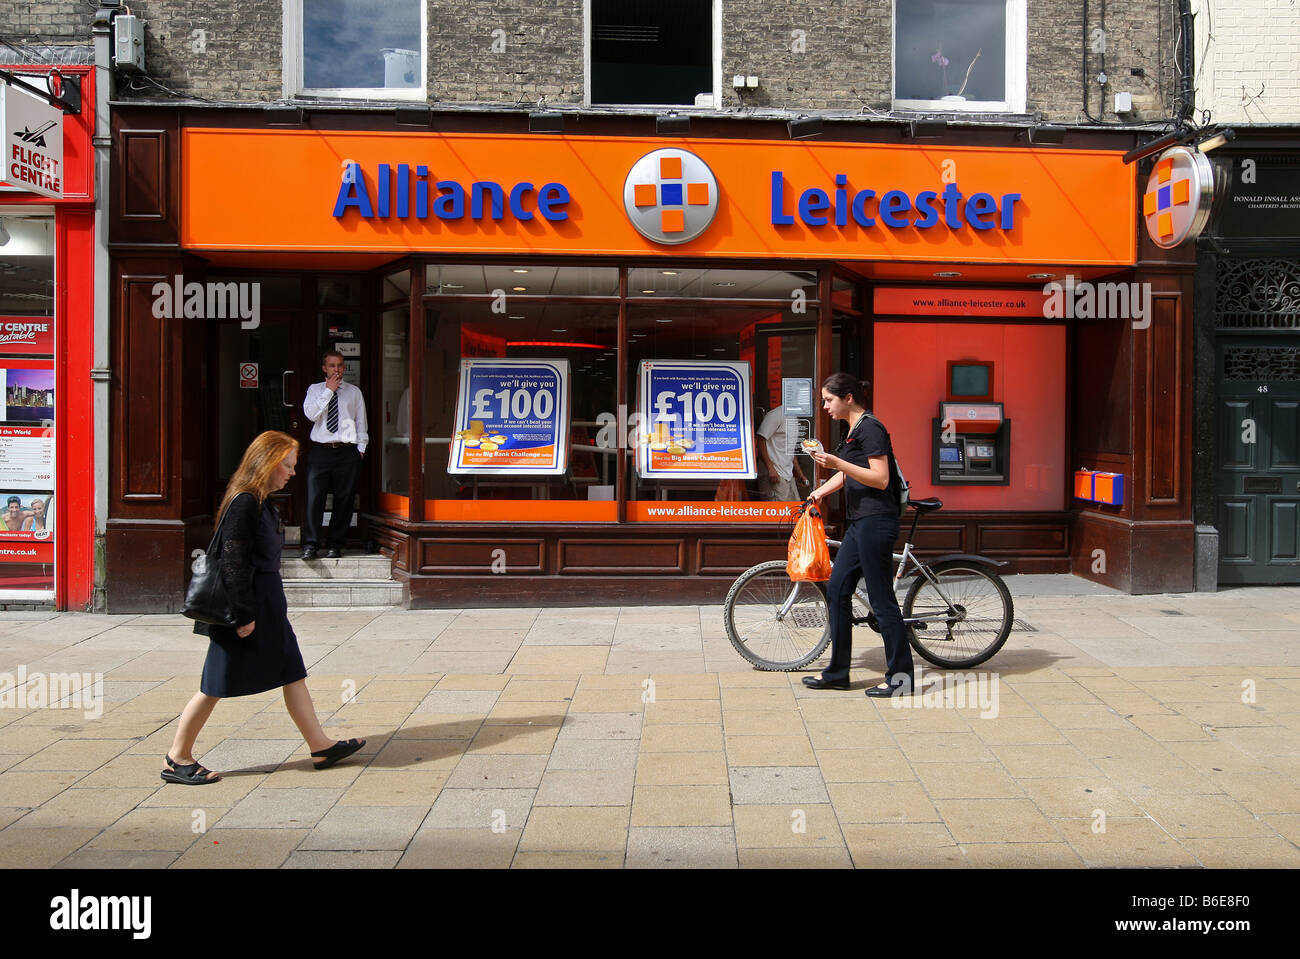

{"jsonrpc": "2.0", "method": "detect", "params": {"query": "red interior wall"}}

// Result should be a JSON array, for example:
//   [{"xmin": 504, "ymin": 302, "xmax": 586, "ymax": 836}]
[{"xmin": 873, "ymin": 321, "xmax": 1066, "ymax": 511}]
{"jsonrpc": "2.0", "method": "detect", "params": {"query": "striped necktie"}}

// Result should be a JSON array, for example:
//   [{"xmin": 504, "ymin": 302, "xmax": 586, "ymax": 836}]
[{"xmin": 326, "ymin": 390, "xmax": 339, "ymax": 433}]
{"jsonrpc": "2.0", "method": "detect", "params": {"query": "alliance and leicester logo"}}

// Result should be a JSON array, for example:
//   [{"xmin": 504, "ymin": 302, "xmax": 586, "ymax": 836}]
[
  {"xmin": 1142, "ymin": 145, "xmax": 1214, "ymax": 249},
  {"xmin": 623, "ymin": 149, "xmax": 719, "ymax": 245}
]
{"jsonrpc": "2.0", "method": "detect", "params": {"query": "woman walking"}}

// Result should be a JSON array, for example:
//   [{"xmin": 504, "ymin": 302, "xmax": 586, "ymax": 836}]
[
  {"xmin": 805, "ymin": 374, "xmax": 914, "ymax": 697},
  {"xmin": 162, "ymin": 430, "xmax": 365, "ymax": 784}
]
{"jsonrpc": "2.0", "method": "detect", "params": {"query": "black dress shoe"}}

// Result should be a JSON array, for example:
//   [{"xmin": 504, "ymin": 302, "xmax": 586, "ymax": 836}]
[
  {"xmin": 802, "ymin": 676, "xmax": 851, "ymax": 690},
  {"xmin": 300, "ymin": 546, "xmax": 318, "ymax": 561},
  {"xmin": 865, "ymin": 676, "xmax": 914, "ymax": 698},
  {"xmin": 325, "ymin": 548, "xmax": 342, "ymax": 559}
]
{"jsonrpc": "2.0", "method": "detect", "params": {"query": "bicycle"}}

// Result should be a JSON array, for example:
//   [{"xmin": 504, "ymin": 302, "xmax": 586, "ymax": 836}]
[{"xmin": 722, "ymin": 497, "xmax": 1014, "ymax": 671}]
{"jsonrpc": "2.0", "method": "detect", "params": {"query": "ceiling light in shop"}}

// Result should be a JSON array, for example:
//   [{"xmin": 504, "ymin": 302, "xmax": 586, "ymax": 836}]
[
  {"xmin": 933, "ymin": 271, "xmax": 962, "ymax": 278},
  {"xmin": 512, "ymin": 269, "xmax": 529, "ymax": 273},
  {"xmin": 661, "ymin": 271, "xmax": 678, "ymax": 276},
  {"xmin": 1026, "ymin": 273, "xmax": 1056, "ymax": 280},
  {"xmin": 641, "ymin": 289, "xmax": 655, "ymax": 294},
  {"xmin": 508, "ymin": 315, "xmax": 525, "ymax": 319},
  {"xmin": 509, "ymin": 340, "xmax": 607, "ymax": 349},
  {"xmin": 441, "ymin": 283, "xmax": 463, "ymax": 289},
  {"xmin": 655, "ymin": 318, "xmax": 673, "ymax": 323},
  {"xmin": 512, "ymin": 286, "xmax": 527, "ymax": 291},
  {"xmin": 712, "ymin": 282, "xmax": 736, "ymax": 287},
  {"xmin": 551, "ymin": 328, "xmax": 567, "ymax": 332}
]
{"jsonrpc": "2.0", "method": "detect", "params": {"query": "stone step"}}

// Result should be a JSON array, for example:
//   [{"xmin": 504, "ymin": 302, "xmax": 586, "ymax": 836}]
[
  {"xmin": 281, "ymin": 554, "xmax": 395, "ymax": 581},
  {"xmin": 283, "ymin": 579, "xmax": 404, "ymax": 607}
]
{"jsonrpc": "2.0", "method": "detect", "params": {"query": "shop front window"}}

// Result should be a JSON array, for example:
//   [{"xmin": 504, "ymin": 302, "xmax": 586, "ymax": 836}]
[
  {"xmin": 893, "ymin": 0, "xmax": 1026, "ymax": 113},
  {"xmin": 625, "ymin": 286, "xmax": 817, "ymax": 522},
  {"xmin": 421, "ymin": 298, "xmax": 619, "ymax": 519},
  {"xmin": 0, "ymin": 212, "xmax": 55, "ymax": 596},
  {"xmin": 285, "ymin": 0, "xmax": 426, "ymax": 99},
  {"xmin": 412, "ymin": 263, "xmax": 822, "ymax": 523}
]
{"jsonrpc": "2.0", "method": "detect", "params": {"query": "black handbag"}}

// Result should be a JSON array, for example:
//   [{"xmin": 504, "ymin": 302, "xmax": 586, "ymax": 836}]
[{"xmin": 181, "ymin": 494, "xmax": 249, "ymax": 626}]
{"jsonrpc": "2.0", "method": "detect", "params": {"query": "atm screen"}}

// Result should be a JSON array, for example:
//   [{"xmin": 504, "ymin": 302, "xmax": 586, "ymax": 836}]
[
  {"xmin": 950, "ymin": 363, "xmax": 991, "ymax": 398},
  {"xmin": 939, "ymin": 446, "xmax": 962, "ymax": 465}
]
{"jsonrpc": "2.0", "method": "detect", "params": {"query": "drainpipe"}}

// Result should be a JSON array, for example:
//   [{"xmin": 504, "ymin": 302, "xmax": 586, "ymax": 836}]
[
  {"xmin": 89, "ymin": 5, "xmax": 118, "ymax": 610},
  {"xmin": 1176, "ymin": 0, "xmax": 1195, "ymax": 131}
]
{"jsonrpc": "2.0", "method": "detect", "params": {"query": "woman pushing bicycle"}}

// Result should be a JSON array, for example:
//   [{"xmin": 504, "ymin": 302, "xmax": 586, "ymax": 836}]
[{"xmin": 805, "ymin": 373, "xmax": 914, "ymax": 697}]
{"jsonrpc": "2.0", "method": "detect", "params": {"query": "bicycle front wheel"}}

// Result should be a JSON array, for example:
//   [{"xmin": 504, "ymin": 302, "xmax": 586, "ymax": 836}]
[
  {"xmin": 723, "ymin": 560, "xmax": 831, "ymax": 670},
  {"xmin": 903, "ymin": 560, "xmax": 1013, "ymax": 668}
]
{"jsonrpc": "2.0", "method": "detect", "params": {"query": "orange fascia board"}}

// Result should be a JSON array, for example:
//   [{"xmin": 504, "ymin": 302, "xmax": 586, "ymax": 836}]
[{"xmin": 182, "ymin": 131, "xmax": 1137, "ymax": 266}]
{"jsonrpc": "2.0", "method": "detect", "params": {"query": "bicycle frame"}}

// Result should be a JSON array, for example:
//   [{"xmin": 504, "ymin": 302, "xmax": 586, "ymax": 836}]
[{"xmin": 824, "ymin": 535, "xmax": 965, "ymax": 627}]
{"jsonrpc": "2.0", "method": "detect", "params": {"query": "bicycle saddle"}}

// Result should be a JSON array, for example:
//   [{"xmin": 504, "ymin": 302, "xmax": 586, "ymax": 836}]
[{"xmin": 908, "ymin": 497, "xmax": 943, "ymax": 511}]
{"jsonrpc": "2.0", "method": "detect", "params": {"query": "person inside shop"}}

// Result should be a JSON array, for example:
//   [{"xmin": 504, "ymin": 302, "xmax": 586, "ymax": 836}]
[
  {"xmin": 301, "ymin": 350, "xmax": 368, "ymax": 560},
  {"xmin": 21, "ymin": 497, "xmax": 47, "ymax": 532},
  {"xmin": 1, "ymin": 496, "xmax": 28, "ymax": 532},
  {"xmin": 804, "ymin": 373, "xmax": 914, "ymax": 698},
  {"xmin": 162, "ymin": 430, "xmax": 365, "ymax": 785},
  {"xmin": 756, "ymin": 402, "xmax": 808, "ymax": 501}
]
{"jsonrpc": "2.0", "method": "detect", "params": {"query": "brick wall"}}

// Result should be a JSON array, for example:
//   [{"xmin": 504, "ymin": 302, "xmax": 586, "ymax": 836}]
[
  {"xmin": 7, "ymin": 0, "xmax": 1179, "ymax": 123},
  {"xmin": 1193, "ymin": 0, "xmax": 1300, "ymax": 123},
  {"xmin": 1, "ymin": 2, "xmax": 94, "ymax": 43}
]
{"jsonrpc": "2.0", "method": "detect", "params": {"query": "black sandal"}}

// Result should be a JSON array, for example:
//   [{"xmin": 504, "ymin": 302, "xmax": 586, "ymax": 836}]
[
  {"xmin": 310, "ymin": 738, "xmax": 366, "ymax": 770},
  {"xmin": 160, "ymin": 754, "xmax": 221, "ymax": 785}
]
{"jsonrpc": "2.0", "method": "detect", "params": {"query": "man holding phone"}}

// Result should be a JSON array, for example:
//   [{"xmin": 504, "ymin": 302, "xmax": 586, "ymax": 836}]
[{"xmin": 301, "ymin": 351, "xmax": 368, "ymax": 559}]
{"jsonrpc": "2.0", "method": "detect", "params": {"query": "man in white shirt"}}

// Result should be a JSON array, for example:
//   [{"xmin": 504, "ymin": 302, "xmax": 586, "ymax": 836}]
[
  {"xmin": 756, "ymin": 404, "xmax": 808, "ymax": 501},
  {"xmin": 302, "ymin": 351, "xmax": 368, "ymax": 559}
]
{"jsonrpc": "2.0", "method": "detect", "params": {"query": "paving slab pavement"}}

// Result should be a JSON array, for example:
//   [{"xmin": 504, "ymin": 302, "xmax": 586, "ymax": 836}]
[{"xmin": 1, "ymin": 577, "xmax": 1299, "ymax": 868}]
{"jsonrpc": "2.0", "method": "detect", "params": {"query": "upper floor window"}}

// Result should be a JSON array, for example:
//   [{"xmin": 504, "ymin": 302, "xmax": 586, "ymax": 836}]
[
  {"xmin": 894, "ymin": 0, "xmax": 1026, "ymax": 113},
  {"xmin": 587, "ymin": 0, "xmax": 720, "ymax": 107},
  {"xmin": 284, "ymin": 0, "xmax": 426, "ymax": 99}
]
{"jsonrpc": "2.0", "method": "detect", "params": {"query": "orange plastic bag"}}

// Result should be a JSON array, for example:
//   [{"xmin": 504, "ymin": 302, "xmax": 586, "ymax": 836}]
[{"xmin": 787, "ymin": 505, "xmax": 832, "ymax": 582}]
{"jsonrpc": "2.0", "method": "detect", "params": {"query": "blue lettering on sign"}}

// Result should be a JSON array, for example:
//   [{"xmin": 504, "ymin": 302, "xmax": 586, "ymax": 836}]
[
  {"xmin": 333, "ymin": 164, "xmax": 571, "ymax": 223},
  {"xmin": 769, "ymin": 171, "xmax": 1021, "ymax": 231}
]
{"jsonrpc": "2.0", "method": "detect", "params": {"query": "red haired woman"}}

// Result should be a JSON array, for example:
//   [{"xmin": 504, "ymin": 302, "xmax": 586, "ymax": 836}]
[{"xmin": 162, "ymin": 431, "xmax": 365, "ymax": 784}]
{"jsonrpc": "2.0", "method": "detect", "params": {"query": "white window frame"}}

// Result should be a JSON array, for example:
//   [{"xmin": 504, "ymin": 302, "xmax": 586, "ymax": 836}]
[
  {"xmin": 283, "ymin": 0, "xmax": 428, "ymax": 100},
  {"xmin": 892, "ymin": 0, "xmax": 1026, "ymax": 114},
  {"xmin": 583, "ymin": 0, "xmax": 723, "ymax": 109}
]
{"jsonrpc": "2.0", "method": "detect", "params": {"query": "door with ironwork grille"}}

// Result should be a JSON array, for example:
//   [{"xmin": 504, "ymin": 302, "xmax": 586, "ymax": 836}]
[{"xmin": 1216, "ymin": 341, "xmax": 1300, "ymax": 584}]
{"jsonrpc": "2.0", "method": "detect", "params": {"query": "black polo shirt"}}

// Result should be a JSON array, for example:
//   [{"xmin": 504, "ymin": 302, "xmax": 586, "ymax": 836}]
[{"xmin": 838, "ymin": 413, "xmax": 898, "ymax": 522}]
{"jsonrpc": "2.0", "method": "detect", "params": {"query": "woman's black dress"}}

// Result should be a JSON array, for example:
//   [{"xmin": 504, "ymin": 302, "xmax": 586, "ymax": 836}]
[{"xmin": 194, "ymin": 492, "xmax": 308, "ymax": 698}]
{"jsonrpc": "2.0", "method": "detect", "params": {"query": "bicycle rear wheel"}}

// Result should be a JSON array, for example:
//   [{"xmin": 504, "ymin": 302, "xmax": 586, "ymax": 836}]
[
  {"xmin": 723, "ymin": 560, "xmax": 831, "ymax": 670},
  {"xmin": 903, "ymin": 560, "xmax": 1013, "ymax": 668}
]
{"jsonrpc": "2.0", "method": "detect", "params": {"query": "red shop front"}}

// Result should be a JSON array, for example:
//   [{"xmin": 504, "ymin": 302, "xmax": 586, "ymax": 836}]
[{"xmin": 0, "ymin": 66, "xmax": 96, "ymax": 608}]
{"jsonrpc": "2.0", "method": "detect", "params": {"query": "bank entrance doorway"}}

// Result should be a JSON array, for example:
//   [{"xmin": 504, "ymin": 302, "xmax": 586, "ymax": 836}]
[{"xmin": 209, "ymin": 274, "xmax": 369, "ymax": 543}]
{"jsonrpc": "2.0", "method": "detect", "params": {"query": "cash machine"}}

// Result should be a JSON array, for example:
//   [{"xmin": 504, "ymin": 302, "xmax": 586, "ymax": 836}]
[{"xmin": 932, "ymin": 360, "xmax": 1010, "ymax": 485}]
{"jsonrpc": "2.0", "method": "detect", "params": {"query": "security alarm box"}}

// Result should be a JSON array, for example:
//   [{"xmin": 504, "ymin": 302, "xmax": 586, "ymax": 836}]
[
  {"xmin": 113, "ymin": 15, "xmax": 146, "ymax": 74},
  {"xmin": 933, "ymin": 401, "xmax": 1010, "ymax": 485}
]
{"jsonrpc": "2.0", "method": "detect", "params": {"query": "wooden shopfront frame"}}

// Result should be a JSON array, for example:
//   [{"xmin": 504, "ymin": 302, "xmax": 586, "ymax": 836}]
[{"xmin": 106, "ymin": 107, "xmax": 1200, "ymax": 608}]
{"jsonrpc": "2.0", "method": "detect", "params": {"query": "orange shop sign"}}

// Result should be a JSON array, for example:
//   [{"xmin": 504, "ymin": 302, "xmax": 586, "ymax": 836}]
[{"xmin": 182, "ymin": 131, "xmax": 1135, "ymax": 266}]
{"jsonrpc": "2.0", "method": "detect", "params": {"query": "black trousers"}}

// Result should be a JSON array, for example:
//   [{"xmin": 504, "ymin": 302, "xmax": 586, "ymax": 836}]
[
  {"xmin": 822, "ymin": 515, "xmax": 913, "ymax": 683},
  {"xmin": 304, "ymin": 443, "xmax": 360, "ymax": 549}
]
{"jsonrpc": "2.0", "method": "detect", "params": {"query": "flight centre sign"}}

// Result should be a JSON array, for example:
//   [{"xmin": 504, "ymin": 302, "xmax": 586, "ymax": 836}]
[{"xmin": 1, "ymin": 80, "xmax": 64, "ymax": 198}]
